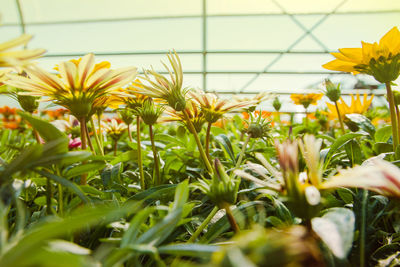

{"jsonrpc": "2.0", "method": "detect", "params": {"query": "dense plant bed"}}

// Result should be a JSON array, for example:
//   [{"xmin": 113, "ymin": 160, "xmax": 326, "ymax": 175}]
[{"xmin": 0, "ymin": 27, "xmax": 400, "ymax": 266}]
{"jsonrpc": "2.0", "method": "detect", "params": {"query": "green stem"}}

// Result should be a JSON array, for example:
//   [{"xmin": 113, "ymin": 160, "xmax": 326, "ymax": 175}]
[
  {"xmin": 85, "ymin": 118, "xmax": 96, "ymax": 154},
  {"xmin": 97, "ymin": 114, "xmax": 103, "ymax": 148},
  {"xmin": 335, "ymin": 101, "xmax": 345, "ymax": 134},
  {"xmin": 79, "ymin": 117, "xmax": 87, "ymax": 185},
  {"xmin": 137, "ymin": 116, "xmax": 145, "ymax": 190},
  {"xmin": 113, "ymin": 139, "xmax": 118, "ymax": 156},
  {"xmin": 360, "ymin": 189, "xmax": 368, "ymax": 267},
  {"xmin": 305, "ymin": 108, "xmax": 309, "ymax": 127},
  {"xmin": 58, "ymin": 183, "xmax": 63, "ymax": 216},
  {"xmin": 149, "ymin": 124, "xmax": 160, "ymax": 186},
  {"xmin": 396, "ymin": 105, "xmax": 400, "ymax": 146},
  {"xmin": 205, "ymin": 122, "xmax": 212, "ymax": 162},
  {"xmin": 46, "ymin": 178, "xmax": 52, "ymax": 215},
  {"xmin": 235, "ymin": 134, "xmax": 251, "ymax": 170},
  {"xmin": 385, "ymin": 82, "xmax": 399, "ymax": 150},
  {"xmin": 127, "ymin": 123, "xmax": 133, "ymax": 142},
  {"xmin": 90, "ymin": 116, "xmax": 104, "ymax": 156},
  {"xmin": 188, "ymin": 206, "xmax": 219, "ymax": 243},
  {"xmin": 182, "ymin": 109, "xmax": 213, "ymax": 174},
  {"xmin": 223, "ymin": 203, "xmax": 240, "ymax": 234}
]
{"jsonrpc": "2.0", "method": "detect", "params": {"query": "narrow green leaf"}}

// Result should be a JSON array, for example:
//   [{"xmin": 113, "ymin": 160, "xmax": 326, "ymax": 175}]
[
  {"xmin": 63, "ymin": 162, "xmax": 106, "ymax": 178},
  {"xmin": 36, "ymin": 170, "xmax": 90, "ymax": 204},
  {"xmin": 323, "ymin": 132, "xmax": 367, "ymax": 169},
  {"xmin": 19, "ymin": 112, "xmax": 67, "ymax": 143},
  {"xmin": 158, "ymin": 244, "xmax": 219, "ymax": 257},
  {"xmin": 215, "ymin": 134, "xmax": 236, "ymax": 164},
  {"xmin": 0, "ymin": 202, "xmax": 140, "ymax": 266}
]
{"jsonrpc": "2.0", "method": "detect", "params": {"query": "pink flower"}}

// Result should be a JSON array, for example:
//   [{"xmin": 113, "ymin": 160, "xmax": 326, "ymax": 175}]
[{"xmin": 68, "ymin": 134, "xmax": 81, "ymax": 149}]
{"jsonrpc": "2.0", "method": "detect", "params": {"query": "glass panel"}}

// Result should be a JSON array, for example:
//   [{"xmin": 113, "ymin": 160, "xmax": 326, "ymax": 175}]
[
  {"xmin": 207, "ymin": 16, "xmax": 303, "ymax": 50},
  {"xmin": 0, "ymin": 0, "xmax": 19, "ymax": 24},
  {"xmin": 314, "ymin": 13, "xmax": 400, "ymax": 50},
  {"xmin": 26, "ymin": 18, "xmax": 202, "ymax": 53},
  {"xmin": 20, "ymin": 0, "xmax": 201, "ymax": 23}
]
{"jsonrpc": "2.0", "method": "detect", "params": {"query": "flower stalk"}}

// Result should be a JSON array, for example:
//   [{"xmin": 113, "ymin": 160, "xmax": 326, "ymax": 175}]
[
  {"xmin": 334, "ymin": 101, "xmax": 345, "ymax": 134},
  {"xmin": 205, "ymin": 122, "xmax": 212, "ymax": 162},
  {"xmin": 90, "ymin": 116, "xmax": 104, "ymax": 156},
  {"xmin": 385, "ymin": 82, "xmax": 399, "ymax": 150},
  {"xmin": 149, "ymin": 124, "xmax": 160, "ymax": 185},
  {"xmin": 182, "ymin": 109, "xmax": 213, "ymax": 174},
  {"xmin": 137, "ymin": 116, "xmax": 145, "ymax": 189},
  {"xmin": 188, "ymin": 206, "xmax": 219, "ymax": 243},
  {"xmin": 79, "ymin": 117, "xmax": 88, "ymax": 185}
]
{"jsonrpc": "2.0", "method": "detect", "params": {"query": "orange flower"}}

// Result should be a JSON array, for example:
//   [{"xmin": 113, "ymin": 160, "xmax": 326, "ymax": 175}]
[
  {"xmin": 0, "ymin": 106, "xmax": 17, "ymax": 117},
  {"xmin": 45, "ymin": 108, "xmax": 68, "ymax": 120}
]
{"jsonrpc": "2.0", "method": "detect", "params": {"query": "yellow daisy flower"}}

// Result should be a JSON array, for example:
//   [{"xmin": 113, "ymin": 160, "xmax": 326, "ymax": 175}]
[
  {"xmin": 5, "ymin": 53, "xmax": 137, "ymax": 119},
  {"xmin": 323, "ymin": 27, "xmax": 400, "ymax": 83},
  {"xmin": 290, "ymin": 93, "xmax": 323, "ymax": 108},
  {"xmin": 326, "ymin": 93, "xmax": 374, "ymax": 119},
  {"xmin": 0, "ymin": 34, "xmax": 45, "ymax": 67},
  {"xmin": 189, "ymin": 90, "xmax": 255, "ymax": 123},
  {"xmin": 132, "ymin": 51, "xmax": 188, "ymax": 111}
]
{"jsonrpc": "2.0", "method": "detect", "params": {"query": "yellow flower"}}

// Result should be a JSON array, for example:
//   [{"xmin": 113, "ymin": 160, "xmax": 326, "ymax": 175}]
[
  {"xmin": 132, "ymin": 51, "xmax": 188, "ymax": 111},
  {"xmin": 0, "ymin": 34, "xmax": 45, "ymax": 67},
  {"xmin": 326, "ymin": 93, "xmax": 373, "ymax": 119},
  {"xmin": 116, "ymin": 80, "xmax": 148, "ymax": 112},
  {"xmin": 163, "ymin": 100, "xmax": 205, "ymax": 133},
  {"xmin": 189, "ymin": 90, "xmax": 254, "ymax": 123},
  {"xmin": 102, "ymin": 118, "xmax": 127, "ymax": 140},
  {"xmin": 5, "ymin": 53, "xmax": 137, "ymax": 119},
  {"xmin": 323, "ymin": 27, "xmax": 400, "ymax": 83},
  {"xmin": 290, "ymin": 93, "xmax": 323, "ymax": 108}
]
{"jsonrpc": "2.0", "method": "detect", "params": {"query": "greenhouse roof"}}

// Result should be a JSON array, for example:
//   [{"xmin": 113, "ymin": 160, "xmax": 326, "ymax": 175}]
[{"xmin": 1, "ymin": 0, "xmax": 399, "ymax": 107}]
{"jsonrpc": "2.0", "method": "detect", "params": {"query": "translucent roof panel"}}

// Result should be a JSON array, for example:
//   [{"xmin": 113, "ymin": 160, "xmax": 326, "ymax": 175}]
[{"xmin": 0, "ymin": 0, "xmax": 399, "ymax": 108}]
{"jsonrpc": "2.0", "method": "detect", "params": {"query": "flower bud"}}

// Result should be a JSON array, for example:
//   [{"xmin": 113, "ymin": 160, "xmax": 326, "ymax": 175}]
[
  {"xmin": 324, "ymin": 79, "xmax": 341, "ymax": 102},
  {"xmin": 273, "ymin": 97, "xmax": 282, "ymax": 111},
  {"xmin": 17, "ymin": 94, "xmax": 39, "ymax": 113}
]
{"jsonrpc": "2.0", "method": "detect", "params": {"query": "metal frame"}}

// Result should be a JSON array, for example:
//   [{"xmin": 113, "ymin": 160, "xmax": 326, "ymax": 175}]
[{"xmin": 11, "ymin": 0, "xmax": 400, "ymax": 95}]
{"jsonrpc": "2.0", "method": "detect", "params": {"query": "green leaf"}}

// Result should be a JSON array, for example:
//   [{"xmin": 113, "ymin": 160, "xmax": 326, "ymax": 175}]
[
  {"xmin": 19, "ymin": 112, "xmax": 67, "ymax": 146},
  {"xmin": 0, "ymin": 202, "xmax": 141, "ymax": 266},
  {"xmin": 128, "ymin": 184, "xmax": 177, "ymax": 204},
  {"xmin": 158, "ymin": 244, "xmax": 219, "ymax": 258},
  {"xmin": 34, "ymin": 196, "xmax": 57, "ymax": 206},
  {"xmin": 201, "ymin": 201, "xmax": 262, "ymax": 243},
  {"xmin": 136, "ymin": 180, "xmax": 189, "ymax": 246},
  {"xmin": 0, "ymin": 144, "xmax": 43, "ymax": 182},
  {"xmin": 36, "ymin": 170, "xmax": 90, "ymax": 204},
  {"xmin": 336, "ymin": 188, "xmax": 354, "ymax": 204},
  {"xmin": 120, "ymin": 207, "xmax": 156, "ymax": 248},
  {"xmin": 110, "ymin": 151, "xmax": 137, "ymax": 165},
  {"xmin": 373, "ymin": 142, "xmax": 393, "ymax": 154},
  {"xmin": 80, "ymin": 185, "xmax": 104, "ymax": 197},
  {"xmin": 344, "ymin": 113, "xmax": 375, "ymax": 136},
  {"xmin": 312, "ymin": 207, "xmax": 355, "ymax": 259},
  {"xmin": 344, "ymin": 140, "xmax": 363, "ymax": 166},
  {"xmin": 323, "ymin": 132, "xmax": 367, "ymax": 169},
  {"xmin": 63, "ymin": 162, "xmax": 106, "ymax": 178},
  {"xmin": 215, "ymin": 134, "xmax": 236, "ymax": 164},
  {"xmin": 375, "ymin": 125, "xmax": 392, "ymax": 142}
]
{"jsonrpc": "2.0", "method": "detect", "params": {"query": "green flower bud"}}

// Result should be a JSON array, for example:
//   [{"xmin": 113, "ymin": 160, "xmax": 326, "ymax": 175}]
[
  {"xmin": 324, "ymin": 79, "xmax": 341, "ymax": 102},
  {"xmin": 17, "ymin": 94, "xmax": 39, "ymax": 113},
  {"xmin": 118, "ymin": 108, "xmax": 135, "ymax": 125},
  {"xmin": 199, "ymin": 159, "xmax": 240, "ymax": 209},
  {"xmin": 273, "ymin": 97, "xmax": 282, "ymax": 111},
  {"xmin": 139, "ymin": 98, "xmax": 164, "ymax": 125}
]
